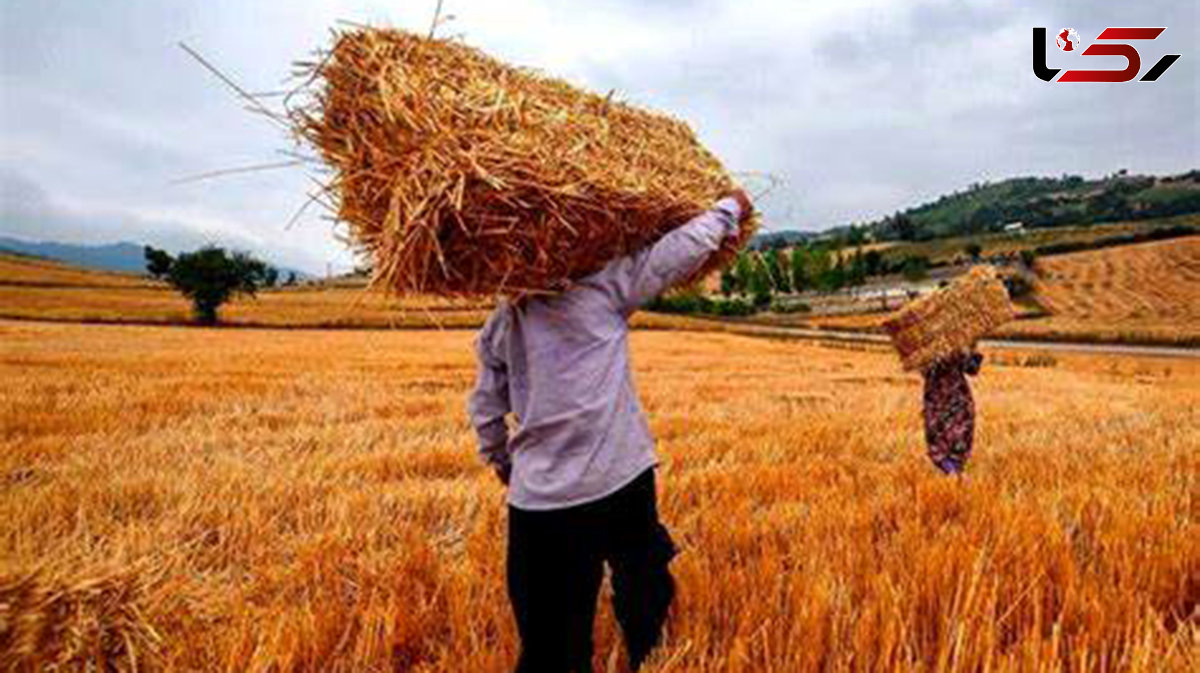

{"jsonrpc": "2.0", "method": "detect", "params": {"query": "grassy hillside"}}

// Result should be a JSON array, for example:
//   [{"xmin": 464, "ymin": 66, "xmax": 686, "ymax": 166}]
[{"xmin": 868, "ymin": 170, "xmax": 1200, "ymax": 241}]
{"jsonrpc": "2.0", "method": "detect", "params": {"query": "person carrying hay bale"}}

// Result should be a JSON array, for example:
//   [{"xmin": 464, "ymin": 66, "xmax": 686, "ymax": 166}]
[
  {"xmin": 882, "ymin": 266, "xmax": 1015, "ymax": 475},
  {"xmin": 294, "ymin": 27, "xmax": 758, "ymax": 670},
  {"xmin": 469, "ymin": 190, "xmax": 754, "ymax": 673}
]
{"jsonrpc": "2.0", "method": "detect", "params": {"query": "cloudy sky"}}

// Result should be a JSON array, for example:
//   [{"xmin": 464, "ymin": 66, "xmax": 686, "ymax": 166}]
[{"xmin": 1, "ymin": 0, "xmax": 1195, "ymax": 274}]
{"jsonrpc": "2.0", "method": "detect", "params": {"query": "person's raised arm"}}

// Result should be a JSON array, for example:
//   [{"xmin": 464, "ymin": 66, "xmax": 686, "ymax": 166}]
[
  {"xmin": 466, "ymin": 309, "xmax": 512, "ymax": 484},
  {"xmin": 594, "ymin": 190, "xmax": 753, "ymax": 314}
]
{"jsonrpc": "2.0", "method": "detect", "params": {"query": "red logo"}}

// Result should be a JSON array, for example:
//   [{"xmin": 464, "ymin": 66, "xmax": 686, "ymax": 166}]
[{"xmin": 1033, "ymin": 27, "xmax": 1181, "ymax": 82}]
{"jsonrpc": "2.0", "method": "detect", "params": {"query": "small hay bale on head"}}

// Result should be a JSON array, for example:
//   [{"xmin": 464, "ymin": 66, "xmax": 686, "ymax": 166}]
[
  {"xmin": 293, "ymin": 28, "xmax": 756, "ymax": 297},
  {"xmin": 883, "ymin": 266, "xmax": 1015, "ymax": 372}
]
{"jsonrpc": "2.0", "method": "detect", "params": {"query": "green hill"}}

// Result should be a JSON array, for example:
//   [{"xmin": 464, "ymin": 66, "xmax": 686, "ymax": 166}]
[{"xmin": 868, "ymin": 170, "xmax": 1200, "ymax": 242}]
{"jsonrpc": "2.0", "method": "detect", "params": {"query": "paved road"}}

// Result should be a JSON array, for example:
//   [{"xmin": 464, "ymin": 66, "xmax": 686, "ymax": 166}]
[{"xmin": 702, "ymin": 322, "xmax": 1200, "ymax": 360}]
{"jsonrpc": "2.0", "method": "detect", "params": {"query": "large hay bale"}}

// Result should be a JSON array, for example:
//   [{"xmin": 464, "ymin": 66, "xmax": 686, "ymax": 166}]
[
  {"xmin": 294, "ymin": 28, "xmax": 756, "ymax": 297},
  {"xmin": 883, "ymin": 266, "xmax": 1015, "ymax": 371}
]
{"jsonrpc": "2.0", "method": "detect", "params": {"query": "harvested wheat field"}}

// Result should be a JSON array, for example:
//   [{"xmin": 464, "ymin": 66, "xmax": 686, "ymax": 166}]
[
  {"xmin": 1007, "ymin": 237, "xmax": 1200, "ymax": 345},
  {"xmin": 0, "ymin": 253, "xmax": 159, "ymax": 289},
  {"xmin": 0, "ymin": 284, "xmax": 493, "ymax": 329},
  {"xmin": 803, "ymin": 238, "xmax": 1200, "ymax": 347},
  {"xmin": 0, "ymin": 254, "xmax": 715, "ymax": 332},
  {"xmin": 1, "ymin": 319, "xmax": 1196, "ymax": 671}
]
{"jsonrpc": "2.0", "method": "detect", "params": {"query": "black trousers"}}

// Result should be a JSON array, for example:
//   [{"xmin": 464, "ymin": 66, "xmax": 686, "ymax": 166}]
[{"xmin": 507, "ymin": 469, "xmax": 677, "ymax": 673}]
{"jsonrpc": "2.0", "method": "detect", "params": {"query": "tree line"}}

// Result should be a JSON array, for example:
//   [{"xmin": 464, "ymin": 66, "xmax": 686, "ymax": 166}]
[{"xmin": 719, "ymin": 245, "xmax": 931, "ymax": 308}]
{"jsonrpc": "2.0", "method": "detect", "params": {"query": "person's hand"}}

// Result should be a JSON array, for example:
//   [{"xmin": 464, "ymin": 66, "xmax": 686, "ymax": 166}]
[
  {"xmin": 728, "ymin": 188, "xmax": 754, "ymax": 223},
  {"xmin": 494, "ymin": 462, "xmax": 511, "ymax": 487}
]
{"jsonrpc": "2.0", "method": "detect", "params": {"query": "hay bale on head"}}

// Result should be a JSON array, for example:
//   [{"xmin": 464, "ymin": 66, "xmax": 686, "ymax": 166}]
[
  {"xmin": 294, "ymin": 28, "xmax": 756, "ymax": 297},
  {"xmin": 883, "ymin": 266, "xmax": 1015, "ymax": 372}
]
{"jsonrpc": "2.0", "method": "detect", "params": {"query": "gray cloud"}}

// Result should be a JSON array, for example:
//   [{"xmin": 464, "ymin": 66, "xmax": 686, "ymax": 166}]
[
  {"xmin": 0, "ymin": 168, "xmax": 316, "ymax": 262},
  {"xmin": 1, "ymin": 0, "xmax": 1196, "ymax": 269}
]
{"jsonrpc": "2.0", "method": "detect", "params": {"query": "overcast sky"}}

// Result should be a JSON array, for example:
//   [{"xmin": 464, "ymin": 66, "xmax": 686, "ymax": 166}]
[{"xmin": 1, "ymin": 0, "xmax": 1196, "ymax": 274}]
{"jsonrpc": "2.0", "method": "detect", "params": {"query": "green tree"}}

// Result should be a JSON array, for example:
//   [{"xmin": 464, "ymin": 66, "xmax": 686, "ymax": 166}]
[
  {"xmin": 748, "ymin": 254, "xmax": 773, "ymax": 307},
  {"xmin": 165, "ymin": 246, "xmax": 270, "ymax": 324},
  {"xmin": 891, "ymin": 213, "xmax": 918, "ymax": 241},
  {"xmin": 864, "ymin": 249, "xmax": 884, "ymax": 277},
  {"xmin": 790, "ymin": 247, "xmax": 809, "ymax": 293},
  {"xmin": 966, "ymin": 206, "xmax": 1000, "ymax": 234},
  {"xmin": 848, "ymin": 248, "xmax": 867, "ymax": 288},
  {"xmin": 901, "ymin": 256, "xmax": 929, "ymax": 282},
  {"xmin": 824, "ymin": 255, "xmax": 847, "ymax": 291},
  {"xmin": 846, "ymin": 226, "xmax": 867, "ymax": 246},
  {"xmin": 767, "ymin": 248, "xmax": 791, "ymax": 293},
  {"xmin": 733, "ymin": 251, "xmax": 754, "ymax": 295},
  {"xmin": 808, "ymin": 248, "xmax": 833, "ymax": 292},
  {"xmin": 143, "ymin": 245, "xmax": 174, "ymax": 279},
  {"xmin": 264, "ymin": 267, "xmax": 280, "ymax": 288},
  {"xmin": 719, "ymin": 265, "xmax": 736, "ymax": 297}
]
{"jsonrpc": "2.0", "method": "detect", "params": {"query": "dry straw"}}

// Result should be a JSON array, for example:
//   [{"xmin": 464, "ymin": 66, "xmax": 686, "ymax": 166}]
[
  {"xmin": 292, "ymin": 28, "xmax": 756, "ymax": 297},
  {"xmin": 0, "ymin": 567, "xmax": 161, "ymax": 670},
  {"xmin": 883, "ymin": 266, "xmax": 1015, "ymax": 371}
]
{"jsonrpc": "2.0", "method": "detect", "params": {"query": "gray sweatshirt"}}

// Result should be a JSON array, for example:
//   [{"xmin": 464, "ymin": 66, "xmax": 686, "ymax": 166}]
[{"xmin": 467, "ymin": 198, "xmax": 743, "ymax": 510}]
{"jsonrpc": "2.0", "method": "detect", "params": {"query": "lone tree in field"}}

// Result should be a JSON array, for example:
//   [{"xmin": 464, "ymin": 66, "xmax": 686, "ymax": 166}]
[
  {"xmin": 145, "ymin": 246, "xmax": 271, "ymax": 325},
  {"xmin": 144, "ymin": 246, "xmax": 174, "ymax": 280}
]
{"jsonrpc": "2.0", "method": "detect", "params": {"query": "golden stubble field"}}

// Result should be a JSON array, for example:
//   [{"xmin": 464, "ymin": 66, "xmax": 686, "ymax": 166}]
[
  {"xmin": 1018, "ymin": 237, "xmax": 1200, "ymax": 345},
  {"xmin": 1, "ymin": 319, "xmax": 1196, "ymax": 671}
]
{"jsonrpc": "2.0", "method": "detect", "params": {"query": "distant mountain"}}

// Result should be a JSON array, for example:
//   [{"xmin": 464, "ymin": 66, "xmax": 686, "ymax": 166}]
[
  {"xmin": 0, "ymin": 238, "xmax": 150, "ymax": 273},
  {"xmin": 0, "ymin": 236, "xmax": 310, "ymax": 280}
]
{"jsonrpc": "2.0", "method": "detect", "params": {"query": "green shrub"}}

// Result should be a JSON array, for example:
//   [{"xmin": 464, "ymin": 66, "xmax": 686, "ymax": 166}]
[
  {"xmin": 711, "ymin": 297, "xmax": 756, "ymax": 316},
  {"xmin": 770, "ymin": 299, "xmax": 811, "ymax": 314},
  {"xmin": 644, "ymin": 293, "xmax": 757, "ymax": 317}
]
